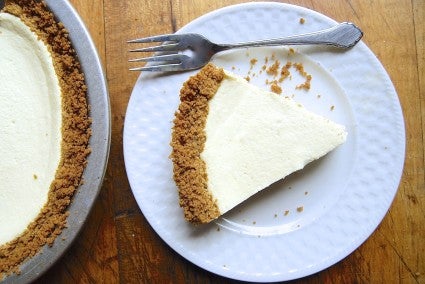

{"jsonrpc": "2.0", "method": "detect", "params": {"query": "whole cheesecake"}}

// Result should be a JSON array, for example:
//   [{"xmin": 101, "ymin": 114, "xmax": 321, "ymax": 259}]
[
  {"xmin": 0, "ymin": 0, "xmax": 90, "ymax": 276},
  {"xmin": 171, "ymin": 63, "xmax": 347, "ymax": 224}
]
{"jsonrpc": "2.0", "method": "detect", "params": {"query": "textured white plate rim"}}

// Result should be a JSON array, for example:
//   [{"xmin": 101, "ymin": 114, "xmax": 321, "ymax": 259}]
[{"xmin": 124, "ymin": 2, "xmax": 405, "ymax": 282}]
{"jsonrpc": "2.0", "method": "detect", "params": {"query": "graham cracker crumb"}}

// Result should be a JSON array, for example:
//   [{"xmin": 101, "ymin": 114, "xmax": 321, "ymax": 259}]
[
  {"xmin": 300, "ymin": 17, "xmax": 306, "ymax": 24},
  {"xmin": 297, "ymin": 206, "xmax": 304, "ymax": 212},
  {"xmin": 1, "ymin": 0, "xmax": 90, "ymax": 276},
  {"xmin": 294, "ymin": 63, "xmax": 312, "ymax": 90},
  {"xmin": 296, "ymin": 74, "xmax": 312, "ymax": 90},
  {"xmin": 266, "ymin": 60, "xmax": 280, "ymax": 77},
  {"xmin": 270, "ymin": 82, "xmax": 282, "ymax": 94},
  {"xmin": 170, "ymin": 63, "xmax": 223, "ymax": 224},
  {"xmin": 279, "ymin": 61, "xmax": 292, "ymax": 82}
]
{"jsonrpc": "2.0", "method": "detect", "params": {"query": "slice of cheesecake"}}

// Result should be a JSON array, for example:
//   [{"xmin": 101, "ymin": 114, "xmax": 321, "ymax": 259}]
[{"xmin": 171, "ymin": 63, "xmax": 346, "ymax": 224}]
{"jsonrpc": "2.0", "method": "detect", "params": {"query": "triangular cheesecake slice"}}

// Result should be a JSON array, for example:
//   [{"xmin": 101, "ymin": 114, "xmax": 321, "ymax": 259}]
[{"xmin": 171, "ymin": 63, "xmax": 347, "ymax": 224}]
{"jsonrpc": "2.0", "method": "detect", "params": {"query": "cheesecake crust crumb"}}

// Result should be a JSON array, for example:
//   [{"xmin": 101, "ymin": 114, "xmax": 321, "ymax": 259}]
[
  {"xmin": 270, "ymin": 82, "xmax": 282, "ymax": 94},
  {"xmin": 170, "ymin": 63, "xmax": 224, "ymax": 224},
  {"xmin": 1, "ymin": 0, "xmax": 90, "ymax": 276},
  {"xmin": 279, "ymin": 61, "xmax": 292, "ymax": 82},
  {"xmin": 250, "ymin": 58, "xmax": 258, "ymax": 68},
  {"xmin": 294, "ymin": 63, "xmax": 312, "ymax": 90},
  {"xmin": 266, "ymin": 60, "xmax": 280, "ymax": 77}
]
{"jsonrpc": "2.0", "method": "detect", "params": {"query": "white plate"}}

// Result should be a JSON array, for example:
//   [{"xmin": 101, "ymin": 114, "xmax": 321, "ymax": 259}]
[{"xmin": 124, "ymin": 2, "xmax": 405, "ymax": 282}]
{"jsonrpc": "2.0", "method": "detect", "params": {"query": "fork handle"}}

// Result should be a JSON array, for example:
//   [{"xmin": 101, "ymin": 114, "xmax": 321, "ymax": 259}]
[{"xmin": 213, "ymin": 22, "xmax": 363, "ymax": 51}]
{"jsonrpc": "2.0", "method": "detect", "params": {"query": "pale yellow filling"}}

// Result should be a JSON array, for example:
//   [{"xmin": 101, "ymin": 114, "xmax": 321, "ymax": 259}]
[
  {"xmin": 0, "ymin": 12, "xmax": 62, "ymax": 245},
  {"xmin": 201, "ymin": 72, "xmax": 346, "ymax": 214}
]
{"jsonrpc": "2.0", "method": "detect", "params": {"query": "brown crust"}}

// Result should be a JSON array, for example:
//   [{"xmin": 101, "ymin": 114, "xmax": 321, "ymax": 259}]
[
  {"xmin": 170, "ymin": 63, "xmax": 224, "ymax": 224},
  {"xmin": 0, "ymin": 0, "xmax": 91, "ymax": 276}
]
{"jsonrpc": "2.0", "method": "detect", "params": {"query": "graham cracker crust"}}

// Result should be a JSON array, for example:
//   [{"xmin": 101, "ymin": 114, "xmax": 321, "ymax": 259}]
[{"xmin": 170, "ymin": 63, "xmax": 224, "ymax": 224}]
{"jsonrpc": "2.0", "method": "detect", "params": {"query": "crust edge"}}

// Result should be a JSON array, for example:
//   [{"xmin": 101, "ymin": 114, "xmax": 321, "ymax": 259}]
[{"xmin": 170, "ymin": 63, "xmax": 224, "ymax": 224}]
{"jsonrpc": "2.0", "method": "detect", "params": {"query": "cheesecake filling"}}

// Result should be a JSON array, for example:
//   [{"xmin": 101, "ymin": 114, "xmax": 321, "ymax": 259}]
[
  {"xmin": 0, "ymin": 12, "xmax": 62, "ymax": 245},
  {"xmin": 201, "ymin": 72, "xmax": 347, "ymax": 214}
]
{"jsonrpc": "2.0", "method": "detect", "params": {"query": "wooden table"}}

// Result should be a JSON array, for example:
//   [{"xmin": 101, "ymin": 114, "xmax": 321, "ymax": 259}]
[{"xmin": 36, "ymin": 0, "xmax": 424, "ymax": 283}]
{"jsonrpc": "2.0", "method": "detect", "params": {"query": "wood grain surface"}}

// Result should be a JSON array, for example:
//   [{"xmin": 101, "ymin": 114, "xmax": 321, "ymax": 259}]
[{"xmin": 35, "ymin": 0, "xmax": 424, "ymax": 283}]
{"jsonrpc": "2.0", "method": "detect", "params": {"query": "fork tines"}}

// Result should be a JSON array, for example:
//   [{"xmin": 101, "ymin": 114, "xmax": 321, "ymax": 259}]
[
  {"xmin": 128, "ymin": 34, "xmax": 180, "ymax": 53},
  {"xmin": 127, "ymin": 34, "xmax": 181, "ymax": 44},
  {"xmin": 128, "ymin": 34, "xmax": 186, "ymax": 72}
]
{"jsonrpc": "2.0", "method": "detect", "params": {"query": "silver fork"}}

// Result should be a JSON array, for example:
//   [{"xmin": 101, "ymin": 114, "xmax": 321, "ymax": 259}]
[{"xmin": 128, "ymin": 22, "xmax": 363, "ymax": 72}]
